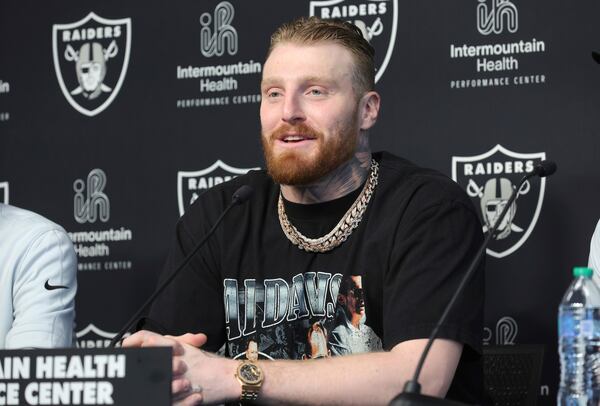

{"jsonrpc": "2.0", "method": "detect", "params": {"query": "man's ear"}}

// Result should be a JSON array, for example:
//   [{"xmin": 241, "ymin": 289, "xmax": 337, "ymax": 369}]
[{"xmin": 359, "ymin": 91, "xmax": 381, "ymax": 130}]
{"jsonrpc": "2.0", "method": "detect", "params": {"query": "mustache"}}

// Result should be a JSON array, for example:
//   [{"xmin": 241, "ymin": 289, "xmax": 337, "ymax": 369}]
[{"xmin": 266, "ymin": 123, "xmax": 323, "ymax": 141}]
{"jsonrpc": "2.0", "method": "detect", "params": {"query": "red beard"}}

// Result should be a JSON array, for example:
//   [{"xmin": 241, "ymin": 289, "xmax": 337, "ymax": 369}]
[{"xmin": 261, "ymin": 117, "xmax": 359, "ymax": 186}]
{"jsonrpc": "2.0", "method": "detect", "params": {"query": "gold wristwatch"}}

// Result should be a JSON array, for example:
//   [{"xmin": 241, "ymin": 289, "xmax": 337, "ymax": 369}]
[{"xmin": 235, "ymin": 360, "xmax": 264, "ymax": 401}]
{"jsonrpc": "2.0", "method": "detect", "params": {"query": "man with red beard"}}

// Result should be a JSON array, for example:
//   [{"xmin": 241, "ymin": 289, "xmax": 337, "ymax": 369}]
[{"xmin": 125, "ymin": 17, "xmax": 483, "ymax": 405}]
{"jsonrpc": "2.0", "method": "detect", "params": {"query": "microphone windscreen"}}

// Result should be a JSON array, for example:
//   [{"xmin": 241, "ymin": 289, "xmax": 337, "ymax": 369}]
[
  {"xmin": 232, "ymin": 185, "xmax": 254, "ymax": 204},
  {"xmin": 536, "ymin": 160, "xmax": 557, "ymax": 177}
]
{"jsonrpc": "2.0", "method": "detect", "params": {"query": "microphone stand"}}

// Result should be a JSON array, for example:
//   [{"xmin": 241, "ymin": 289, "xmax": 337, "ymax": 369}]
[
  {"xmin": 390, "ymin": 165, "xmax": 552, "ymax": 406},
  {"xmin": 108, "ymin": 186, "xmax": 253, "ymax": 347}
]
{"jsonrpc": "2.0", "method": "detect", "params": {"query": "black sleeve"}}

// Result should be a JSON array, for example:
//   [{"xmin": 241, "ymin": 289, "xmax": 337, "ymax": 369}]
[
  {"xmin": 383, "ymin": 196, "xmax": 484, "ymax": 354},
  {"xmin": 144, "ymin": 215, "xmax": 227, "ymax": 352}
]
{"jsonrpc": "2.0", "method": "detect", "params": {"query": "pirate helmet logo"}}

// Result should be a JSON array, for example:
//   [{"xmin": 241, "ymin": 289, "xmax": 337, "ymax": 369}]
[
  {"xmin": 452, "ymin": 145, "xmax": 547, "ymax": 258},
  {"xmin": 473, "ymin": 177, "xmax": 530, "ymax": 240},
  {"xmin": 66, "ymin": 41, "xmax": 117, "ymax": 100},
  {"xmin": 309, "ymin": 0, "xmax": 397, "ymax": 84},
  {"xmin": 53, "ymin": 12, "xmax": 131, "ymax": 116}
]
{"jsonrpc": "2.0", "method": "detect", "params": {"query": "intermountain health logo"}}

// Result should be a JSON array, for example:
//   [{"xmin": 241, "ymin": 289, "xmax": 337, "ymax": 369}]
[
  {"xmin": 0, "ymin": 79, "xmax": 9, "ymax": 94},
  {"xmin": 176, "ymin": 2, "xmax": 262, "ymax": 109},
  {"xmin": 449, "ymin": 0, "xmax": 547, "ymax": 90},
  {"xmin": 200, "ymin": 1, "xmax": 237, "ymax": 57},
  {"xmin": 68, "ymin": 169, "xmax": 133, "ymax": 272},
  {"xmin": 74, "ymin": 168, "xmax": 110, "ymax": 224},
  {"xmin": 177, "ymin": 160, "xmax": 259, "ymax": 216},
  {"xmin": 452, "ymin": 145, "xmax": 547, "ymax": 258},
  {"xmin": 309, "ymin": 0, "xmax": 397, "ymax": 84},
  {"xmin": 476, "ymin": 0, "xmax": 518, "ymax": 36},
  {"xmin": 0, "ymin": 182, "xmax": 8, "ymax": 204},
  {"xmin": 483, "ymin": 316, "xmax": 518, "ymax": 345},
  {"xmin": 52, "ymin": 12, "xmax": 132, "ymax": 116}
]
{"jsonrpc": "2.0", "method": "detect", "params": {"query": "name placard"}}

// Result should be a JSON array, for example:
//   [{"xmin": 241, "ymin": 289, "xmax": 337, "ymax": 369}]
[{"xmin": 0, "ymin": 347, "xmax": 171, "ymax": 405}]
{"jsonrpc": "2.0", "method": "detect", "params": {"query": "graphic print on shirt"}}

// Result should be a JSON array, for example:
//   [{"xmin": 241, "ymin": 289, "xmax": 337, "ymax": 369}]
[{"xmin": 223, "ymin": 273, "xmax": 382, "ymax": 360}]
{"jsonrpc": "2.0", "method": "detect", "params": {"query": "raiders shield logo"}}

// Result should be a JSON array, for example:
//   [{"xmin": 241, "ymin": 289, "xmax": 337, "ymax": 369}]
[
  {"xmin": 52, "ymin": 12, "xmax": 132, "ymax": 117},
  {"xmin": 309, "ymin": 0, "xmax": 397, "ymax": 83},
  {"xmin": 0, "ymin": 181, "xmax": 8, "ymax": 204},
  {"xmin": 452, "ymin": 145, "xmax": 547, "ymax": 258},
  {"xmin": 177, "ymin": 160, "xmax": 260, "ymax": 216},
  {"xmin": 76, "ymin": 323, "xmax": 121, "ymax": 348}
]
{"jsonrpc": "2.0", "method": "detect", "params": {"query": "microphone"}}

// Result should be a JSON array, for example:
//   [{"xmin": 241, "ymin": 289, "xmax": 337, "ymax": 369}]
[
  {"xmin": 232, "ymin": 185, "xmax": 254, "ymax": 204},
  {"xmin": 531, "ymin": 160, "xmax": 556, "ymax": 178},
  {"xmin": 389, "ymin": 161, "xmax": 557, "ymax": 405},
  {"xmin": 108, "ymin": 185, "xmax": 254, "ymax": 347}
]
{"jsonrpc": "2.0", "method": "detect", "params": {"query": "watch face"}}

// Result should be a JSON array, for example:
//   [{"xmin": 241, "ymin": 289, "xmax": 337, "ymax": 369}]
[{"xmin": 239, "ymin": 363, "xmax": 263, "ymax": 385}]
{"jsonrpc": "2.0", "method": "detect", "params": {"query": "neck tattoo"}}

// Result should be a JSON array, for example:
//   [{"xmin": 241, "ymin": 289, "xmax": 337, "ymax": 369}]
[{"xmin": 277, "ymin": 159, "xmax": 379, "ymax": 253}]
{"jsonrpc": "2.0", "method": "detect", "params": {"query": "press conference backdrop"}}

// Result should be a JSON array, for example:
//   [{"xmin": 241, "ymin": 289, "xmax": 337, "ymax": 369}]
[{"xmin": 0, "ymin": 0, "xmax": 598, "ymax": 403}]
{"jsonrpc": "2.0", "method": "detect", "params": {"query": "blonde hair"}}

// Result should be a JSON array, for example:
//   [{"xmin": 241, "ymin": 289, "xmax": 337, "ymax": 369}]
[{"xmin": 267, "ymin": 17, "xmax": 375, "ymax": 95}]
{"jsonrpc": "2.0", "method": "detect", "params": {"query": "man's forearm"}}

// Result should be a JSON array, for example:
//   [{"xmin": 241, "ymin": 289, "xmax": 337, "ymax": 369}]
[
  {"xmin": 259, "ymin": 351, "xmax": 409, "ymax": 405},
  {"xmin": 253, "ymin": 339, "xmax": 462, "ymax": 406}
]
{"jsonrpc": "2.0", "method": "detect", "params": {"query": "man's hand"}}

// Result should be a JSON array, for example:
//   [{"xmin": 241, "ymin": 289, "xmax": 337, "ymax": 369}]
[
  {"xmin": 166, "ymin": 332, "xmax": 208, "ymax": 348},
  {"xmin": 123, "ymin": 330, "xmax": 239, "ymax": 405}
]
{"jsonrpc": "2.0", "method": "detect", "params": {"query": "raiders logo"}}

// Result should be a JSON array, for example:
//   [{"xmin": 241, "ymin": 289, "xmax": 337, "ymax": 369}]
[
  {"xmin": 309, "ymin": 0, "xmax": 397, "ymax": 83},
  {"xmin": 177, "ymin": 160, "xmax": 259, "ymax": 216},
  {"xmin": 76, "ymin": 323, "xmax": 122, "ymax": 348},
  {"xmin": 452, "ymin": 144, "xmax": 547, "ymax": 258},
  {"xmin": 52, "ymin": 12, "xmax": 132, "ymax": 116},
  {"xmin": 0, "ymin": 181, "xmax": 8, "ymax": 204}
]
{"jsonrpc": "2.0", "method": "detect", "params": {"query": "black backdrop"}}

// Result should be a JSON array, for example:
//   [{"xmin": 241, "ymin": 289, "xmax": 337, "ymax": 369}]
[{"xmin": 1, "ymin": 1, "xmax": 599, "ymax": 403}]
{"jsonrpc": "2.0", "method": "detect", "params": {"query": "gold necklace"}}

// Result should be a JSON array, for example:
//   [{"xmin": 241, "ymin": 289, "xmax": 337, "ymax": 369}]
[{"xmin": 277, "ymin": 159, "xmax": 379, "ymax": 253}]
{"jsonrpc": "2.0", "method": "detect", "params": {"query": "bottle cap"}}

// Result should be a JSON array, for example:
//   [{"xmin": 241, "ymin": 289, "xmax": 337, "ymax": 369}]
[{"xmin": 573, "ymin": 267, "xmax": 594, "ymax": 278}]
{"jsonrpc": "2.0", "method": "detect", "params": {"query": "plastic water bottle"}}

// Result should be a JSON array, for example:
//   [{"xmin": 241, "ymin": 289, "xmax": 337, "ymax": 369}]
[{"xmin": 558, "ymin": 267, "xmax": 600, "ymax": 405}]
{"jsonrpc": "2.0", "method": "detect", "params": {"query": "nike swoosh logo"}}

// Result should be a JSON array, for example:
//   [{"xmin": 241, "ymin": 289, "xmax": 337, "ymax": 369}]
[{"xmin": 44, "ymin": 280, "xmax": 68, "ymax": 290}]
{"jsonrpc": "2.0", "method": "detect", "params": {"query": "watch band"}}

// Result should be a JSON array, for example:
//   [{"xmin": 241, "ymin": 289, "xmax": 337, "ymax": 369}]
[{"xmin": 240, "ymin": 387, "xmax": 260, "ymax": 401}]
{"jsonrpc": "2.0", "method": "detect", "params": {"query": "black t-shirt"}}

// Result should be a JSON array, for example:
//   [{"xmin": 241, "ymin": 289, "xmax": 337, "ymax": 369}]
[{"xmin": 146, "ymin": 151, "xmax": 484, "ymax": 403}]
